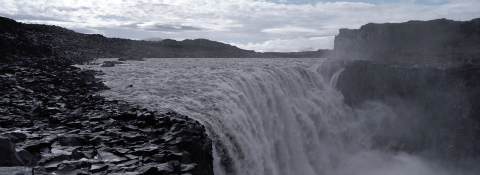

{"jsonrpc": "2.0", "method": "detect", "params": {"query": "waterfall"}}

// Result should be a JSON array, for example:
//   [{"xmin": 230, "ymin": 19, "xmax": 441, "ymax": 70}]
[
  {"xmin": 329, "ymin": 68, "xmax": 344, "ymax": 87},
  {"xmin": 79, "ymin": 58, "xmax": 473, "ymax": 175},
  {"xmin": 204, "ymin": 66, "xmax": 358, "ymax": 175},
  {"xmin": 203, "ymin": 64, "xmax": 462, "ymax": 175}
]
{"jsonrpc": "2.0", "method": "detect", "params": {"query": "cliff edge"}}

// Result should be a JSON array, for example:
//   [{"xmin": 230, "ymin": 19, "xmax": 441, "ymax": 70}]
[{"xmin": 334, "ymin": 18, "xmax": 480, "ymax": 62}]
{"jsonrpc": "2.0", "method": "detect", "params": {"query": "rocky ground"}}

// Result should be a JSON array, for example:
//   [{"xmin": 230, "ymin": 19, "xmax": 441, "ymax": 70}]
[{"xmin": 0, "ymin": 56, "xmax": 213, "ymax": 175}]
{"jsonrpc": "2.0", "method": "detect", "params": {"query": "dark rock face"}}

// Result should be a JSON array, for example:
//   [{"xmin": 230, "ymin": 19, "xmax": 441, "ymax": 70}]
[
  {"xmin": 0, "ymin": 17, "xmax": 214, "ymax": 174},
  {"xmin": 334, "ymin": 18, "xmax": 480, "ymax": 161},
  {"xmin": 0, "ymin": 136, "xmax": 24, "ymax": 166},
  {"xmin": 334, "ymin": 18, "xmax": 480, "ymax": 62},
  {"xmin": 336, "ymin": 60, "xmax": 480, "ymax": 160}
]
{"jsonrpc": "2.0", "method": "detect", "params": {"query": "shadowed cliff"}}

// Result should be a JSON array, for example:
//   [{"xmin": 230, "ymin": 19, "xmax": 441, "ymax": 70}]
[
  {"xmin": 334, "ymin": 17, "xmax": 480, "ymax": 165},
  {"xmin": 334, "ymin": 18, "xmax": 480, "ymax": 62}
]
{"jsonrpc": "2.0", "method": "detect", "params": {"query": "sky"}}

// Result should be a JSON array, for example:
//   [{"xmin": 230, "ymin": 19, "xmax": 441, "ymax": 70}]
[{"xmin": 0, "ymin": 0, "xmax": 479, "ymax": 52}]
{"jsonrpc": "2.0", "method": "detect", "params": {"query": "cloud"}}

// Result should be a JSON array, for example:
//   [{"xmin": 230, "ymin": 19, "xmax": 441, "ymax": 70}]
[
  {"xmin": 262, "ymin": 26, "xmax": 323, "ymax": 34},
  {"xmin": 138, "ymin": 23, "xmax": 203, "ymax": 32},
  {"xmin": 0, "ymin": 13, "xmax": 68, "ymax": 22},
  {"xmin": 142, "ymin": 37, "xmax": 164, "ymax": 41},
  {"xmin": 229, "ymin": 36, "xmax": 335, "ymax": 52},
  {"xmin": 0, "ymin": 0, "xmax": 479, "ymax": 52}
]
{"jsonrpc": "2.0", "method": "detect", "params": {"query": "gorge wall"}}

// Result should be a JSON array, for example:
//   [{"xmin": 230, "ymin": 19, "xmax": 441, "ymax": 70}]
[
  {"xmin": 334, "ymin": 17, "xmax": 480, "ymax": 164},
  {"xmin": 334, "ymin": 18, "xmax": 480, "ymax": 62},
  {"xmin": 336, "ymin": 61, "xmax": 480, "ymax": 159}
]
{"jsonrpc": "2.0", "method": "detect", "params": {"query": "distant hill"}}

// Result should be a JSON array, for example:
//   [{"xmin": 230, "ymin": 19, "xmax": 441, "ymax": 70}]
[
  {"xmin": 263, "ymin": 49, "xmax": 333, "ymax": 58},
  {"xmin": 0, "ymin": 17, "xmax": 330, "ymax": 64}
]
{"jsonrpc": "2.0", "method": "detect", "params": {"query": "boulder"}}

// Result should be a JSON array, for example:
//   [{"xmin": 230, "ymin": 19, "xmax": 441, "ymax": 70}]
[
  {"xmin": 17, "ymin": 149, "xmax": 34, "ymax": 166},
  {"xmin": 1, "ymin": 132, "xmax": 27, "ymax": 143},
  {"xmin": 0, "ymin": 136, "xmax": 24, "ymax": 166}
]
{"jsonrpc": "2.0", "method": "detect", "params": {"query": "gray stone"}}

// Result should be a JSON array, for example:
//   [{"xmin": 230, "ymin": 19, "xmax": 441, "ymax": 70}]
[{"xmin": 0, "ymin": 136, "xmax": 24, "ymax": 166}]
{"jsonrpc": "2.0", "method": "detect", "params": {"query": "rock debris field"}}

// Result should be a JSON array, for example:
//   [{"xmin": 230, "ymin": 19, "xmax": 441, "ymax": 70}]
[{"xmin": 0, "ymin": 56, "xmax": 213, "ymax": 175}]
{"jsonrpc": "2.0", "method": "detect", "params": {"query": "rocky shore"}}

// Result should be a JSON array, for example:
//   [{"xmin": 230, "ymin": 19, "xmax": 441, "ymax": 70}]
[{"xmin": 0, "ymin": 18, "xmax": 213, "ymax": 175}]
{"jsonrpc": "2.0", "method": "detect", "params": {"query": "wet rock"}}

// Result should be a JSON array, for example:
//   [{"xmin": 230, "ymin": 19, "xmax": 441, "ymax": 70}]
[
  {"xmin": 157, "ymin": 161, "xmax": 175, "ymax": 174},
  {"xmin": 33, "ymin": 166, "xmax": 48, "ymax": 175},
  {"xmin": 166, "ymin": 152, "xmax": 184, "ymax": 162},
  {"xmin": 118, "ymin": 160, "xmax": 139, "ymax": 167},
  {"xmin": 132, "ymin": 146, "xmax": 158, "ymax": 156},
  {"xmin": 137, "ymin": 166, "xmax": 158, "ymax": 175},
  {"xmin": 17, "ymin": 149, "xmax": 33, "ymax": 166},
  {"xmin": 149, "ymin": 153, "xmax": 166, "ymax": 162},
  {"xmin": 181, "ymin": 163, "xmax": 197, "ymax": 172},
  {"xmin": 89, "ymin": 164, "xmax": 108, "ymax": 173},
  {"xmin": 71, "ymin": 149, "xmax": 86, "ymax": 160},
  {"xmin": 1, "ymin": 132, "xmax": 27, "ymax": 143},
  {"xmin": 58, "ymin": 134, "xmax": 87, "ymax": 146},
  {"xmin": 0, "ymin": 136, "xmax": 24, "ymax": 166},
  {"xmin": 88, "ymin": 136, "xmax": 103, "ymax": 146},
  {"xmin": 23, "ymin": 141, "xmax": 51, "ymax": 156},
  {"xmin": 123, "ymin": 134, "xmax": 145, "ymax": 143},
  {"xmin": 56, "ymin": 163, "xmax": 77, "ymax": 174}
]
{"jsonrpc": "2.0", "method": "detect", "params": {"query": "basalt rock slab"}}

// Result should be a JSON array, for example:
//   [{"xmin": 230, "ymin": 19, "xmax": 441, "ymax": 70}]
[{"xmin": 0, "ymin": 136, "xmax": 24, "ymax": 166}]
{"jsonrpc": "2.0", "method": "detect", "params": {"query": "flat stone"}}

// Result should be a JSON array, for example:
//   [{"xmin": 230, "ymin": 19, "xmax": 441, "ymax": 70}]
[
  {"xmin": 58, "ymin": 134, "xmax": 87, "ymax": 146},
  {"xmin": 89, "ymin": 164, "xmax": 108, "ymax": 173},
  {"xmin": 33, "ymin": 166, "xmax": 48, "ymax": 175},
  {"xmin": 117, "ymin": 160, "xmax": 139, "ymax": 167},
  {"xmin": 136, "ymin": 166, "xmax": 158, "ymax": 175},
  {"xmin": 157, "ymin": 162, "xmax": 175, "ymax": 174},
  {"xmin": 181, "ymin": 163, "xmax": 197, "ymax": 172}
]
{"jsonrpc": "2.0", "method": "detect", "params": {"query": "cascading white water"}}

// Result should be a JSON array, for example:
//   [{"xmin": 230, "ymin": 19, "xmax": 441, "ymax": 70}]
[
  {"xmin": 76, "ymin": 58, "xmax": 471, "ymax": 175},
  {"xmin": 205, "ymin": 66, "xmax": 356, "ymax": 175}
]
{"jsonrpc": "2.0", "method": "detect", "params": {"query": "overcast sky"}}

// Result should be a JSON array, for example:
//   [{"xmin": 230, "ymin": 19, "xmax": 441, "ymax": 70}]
[{"xmin": 1, "ymin": 0, "xmax": 479, "ymax": 52}]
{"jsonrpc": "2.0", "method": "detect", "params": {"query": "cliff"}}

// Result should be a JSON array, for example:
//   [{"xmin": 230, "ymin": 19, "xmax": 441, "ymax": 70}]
[
  {"xmin": 334, "ymin": 18, "xmax": 480, "ymax": 62},
  {"xmin": 334, "ymin": 17, "xmax": 480, "ymax": 162},
  {"xmin": 336, "ymin": 61, "xmax": 480, "ymax": 161}
]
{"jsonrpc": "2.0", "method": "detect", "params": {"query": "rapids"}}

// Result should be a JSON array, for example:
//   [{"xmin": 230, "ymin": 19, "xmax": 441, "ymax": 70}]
[{"xmin": 76, "ymin": 58, "xmax": 474, "ymax": 175}]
